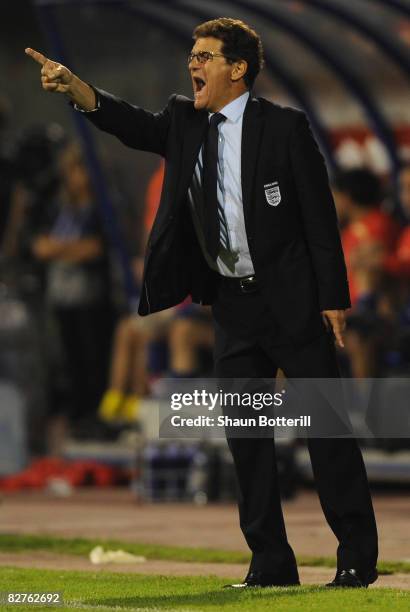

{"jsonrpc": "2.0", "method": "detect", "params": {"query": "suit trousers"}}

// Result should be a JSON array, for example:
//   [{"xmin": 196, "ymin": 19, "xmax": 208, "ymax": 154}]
[{"xmin": 212, "ymin": 281, "xmax": 378, "ymax": 575}]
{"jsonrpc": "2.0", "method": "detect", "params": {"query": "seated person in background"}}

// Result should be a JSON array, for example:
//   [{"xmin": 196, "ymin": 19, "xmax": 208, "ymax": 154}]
[{"xmin": 99, "ymin": 161, "xmax": 213, "ymax": 423}]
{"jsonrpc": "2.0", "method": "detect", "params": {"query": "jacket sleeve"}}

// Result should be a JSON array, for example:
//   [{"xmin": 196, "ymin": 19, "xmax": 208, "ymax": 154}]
[
  {"xmin": 289, "ymin": 112, "xmax": 351, "ymax": 310},
  {"xmin": 77, "ymin": 86, "xmax": 175, "ymax": 156}
]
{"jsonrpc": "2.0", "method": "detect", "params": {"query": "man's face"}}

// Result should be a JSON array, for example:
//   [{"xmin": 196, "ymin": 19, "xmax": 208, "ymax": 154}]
[
  {"xmin": 399, "ymin": 167, "xmax": 410, "ymax": 218},
  {"xmin": 189, "ymin": 37, "xmax": 237, "ymax": 112}
]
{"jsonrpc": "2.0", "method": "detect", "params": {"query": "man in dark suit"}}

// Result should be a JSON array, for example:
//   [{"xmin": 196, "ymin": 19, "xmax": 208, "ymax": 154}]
[{"xmin": 26, "ymin": 16, "xmax": 378, "ymax": 588}]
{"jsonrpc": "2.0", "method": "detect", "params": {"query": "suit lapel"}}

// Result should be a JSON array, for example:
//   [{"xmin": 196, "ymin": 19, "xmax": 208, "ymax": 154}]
[{"xmin": 241, "ymin": 96, "xmax": 264, "ymax": 228}]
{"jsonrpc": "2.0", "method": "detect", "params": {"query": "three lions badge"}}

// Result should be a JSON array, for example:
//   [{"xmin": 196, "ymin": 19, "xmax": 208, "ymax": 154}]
[{"xmin": 264, "ymin": 181, "xmax": 281, "ymax": 207}]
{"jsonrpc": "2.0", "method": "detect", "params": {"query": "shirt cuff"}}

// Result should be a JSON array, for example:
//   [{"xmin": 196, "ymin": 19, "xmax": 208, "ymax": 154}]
[{"xmin": 71, "ymin": 84, "xmax": 100, "ymax": 113}]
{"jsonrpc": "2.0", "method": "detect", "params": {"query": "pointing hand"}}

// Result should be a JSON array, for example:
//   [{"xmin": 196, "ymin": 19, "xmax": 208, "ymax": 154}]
[{"xmin": 25, "ymin": 47, "xmax": 73, "ymax": 93}]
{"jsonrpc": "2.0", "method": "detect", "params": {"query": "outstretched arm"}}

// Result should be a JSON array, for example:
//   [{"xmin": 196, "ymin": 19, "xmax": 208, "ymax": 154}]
[
  {"xmin": 25, "ymin": 47, "xmax": 172, "ymax": 155},
  {"xmin": 25, "ymin": 47, "xmax": 96, "ymax": 110}
]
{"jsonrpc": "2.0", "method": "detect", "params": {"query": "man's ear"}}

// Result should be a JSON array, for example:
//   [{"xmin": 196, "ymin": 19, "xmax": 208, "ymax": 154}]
[{"xmin": 231, "ymin": 59, "xmax": 248, "ymax": 82}]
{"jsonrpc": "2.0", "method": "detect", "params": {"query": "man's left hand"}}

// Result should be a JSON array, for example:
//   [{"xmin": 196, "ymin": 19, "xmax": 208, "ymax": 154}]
[{"xmin": 321, "ymin": 310, "xmax": 346, "ymax": 348}]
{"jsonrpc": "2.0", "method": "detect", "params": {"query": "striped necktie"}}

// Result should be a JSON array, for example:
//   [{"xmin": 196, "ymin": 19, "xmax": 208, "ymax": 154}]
[{"xmin": 202, "ymin": 112, "xmax": 227, "ymax": 260}]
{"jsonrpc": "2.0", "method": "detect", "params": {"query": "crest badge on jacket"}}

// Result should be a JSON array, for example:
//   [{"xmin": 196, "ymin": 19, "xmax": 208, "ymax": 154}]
[{"xmin": 264, "ymin": 181, "xmax": 281, "ymax": 206}]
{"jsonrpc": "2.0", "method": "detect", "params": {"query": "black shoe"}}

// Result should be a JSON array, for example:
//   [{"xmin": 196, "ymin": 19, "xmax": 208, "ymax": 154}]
[
  {"xmin": 225, "ymin": 569, "xmax": 300, "ymax": 588},
  {"xmin": 326, "ymin": 568, "xmax": 378, "ymax": 588}
]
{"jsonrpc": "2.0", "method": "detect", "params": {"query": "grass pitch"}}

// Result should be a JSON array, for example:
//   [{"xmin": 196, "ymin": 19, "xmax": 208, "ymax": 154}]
[{"xmin": 0, "ymin": 567, "xmax": 408, "ymax": 612}]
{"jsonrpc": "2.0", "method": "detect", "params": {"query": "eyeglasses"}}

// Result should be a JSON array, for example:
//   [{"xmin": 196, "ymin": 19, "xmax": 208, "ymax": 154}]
[{"xmin": 187, "ymin": 50, "xmax": 233, "ymax": 65}]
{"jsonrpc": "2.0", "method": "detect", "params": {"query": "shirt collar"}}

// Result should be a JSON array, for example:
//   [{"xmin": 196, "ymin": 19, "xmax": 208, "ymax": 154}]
[{"xmin": 208, "ymin": 91, "xmax": 250, "ymax": 124}]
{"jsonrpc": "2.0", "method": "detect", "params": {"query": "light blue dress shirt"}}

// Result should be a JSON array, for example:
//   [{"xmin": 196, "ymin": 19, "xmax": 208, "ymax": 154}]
[{"xmin": 188, "ymin": 91, "xmax": 255, "ymax": 277}]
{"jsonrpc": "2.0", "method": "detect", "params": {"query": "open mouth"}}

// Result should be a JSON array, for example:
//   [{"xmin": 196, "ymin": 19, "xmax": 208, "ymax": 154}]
[{"xmin": 193, "ymin": 76, "xmax": 207, "ymax": 96}]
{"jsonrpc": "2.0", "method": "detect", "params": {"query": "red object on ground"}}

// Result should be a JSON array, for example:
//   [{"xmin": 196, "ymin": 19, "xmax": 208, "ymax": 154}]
[{"xmin": 0, "ymin": 457, "xmax": 122, "ymax": 491}]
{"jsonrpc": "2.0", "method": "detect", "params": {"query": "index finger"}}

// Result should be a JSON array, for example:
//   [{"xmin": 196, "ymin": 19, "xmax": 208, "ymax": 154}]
[{"xmin": 25, "ymin": 47, "xmax": 48, "ymax": 66}]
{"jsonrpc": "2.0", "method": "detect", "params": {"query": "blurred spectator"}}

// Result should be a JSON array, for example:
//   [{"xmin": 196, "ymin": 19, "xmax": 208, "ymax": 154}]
[
  {"xmin": 384, "ymin": 165, "xmax": 410, "ymax": 278},
  {"xmin": 1, "ymin": 124, "xmax": 65, "ymax": 298},
  {"xmin": 333, "ymin": 168, "xmax": 400, "ymax": 308},
  {"xmin": 1, "ymin": 124, "xmax": 67, "ymax": 454},
  {"xmin": 333, "ymin": 168, "xmax": 409, "ymax": 377},
  {"xmin": 31, "ymin": 143, "xmax": 115, "ymax": 444}
]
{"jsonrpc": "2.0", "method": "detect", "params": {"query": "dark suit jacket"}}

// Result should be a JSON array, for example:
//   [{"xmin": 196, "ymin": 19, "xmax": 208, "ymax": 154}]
[{"xmin": 85, "ymin": 88, "xmax": 350, "ymax": 344}]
